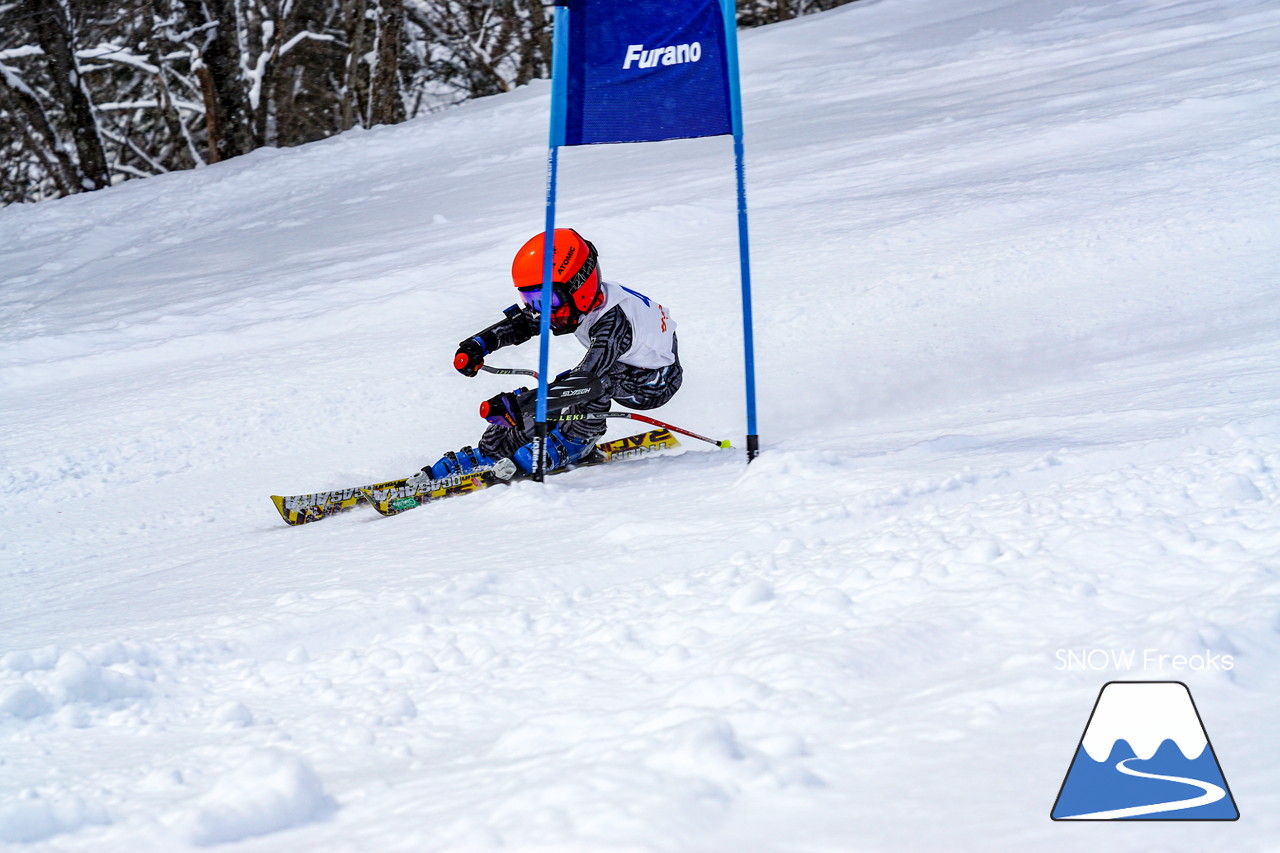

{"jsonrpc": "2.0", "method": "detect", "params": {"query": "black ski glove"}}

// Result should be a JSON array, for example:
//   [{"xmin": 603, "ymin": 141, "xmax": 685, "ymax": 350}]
[{"xmin": 456, "ymin": 306, "xmax": 532, "ymax": 376}]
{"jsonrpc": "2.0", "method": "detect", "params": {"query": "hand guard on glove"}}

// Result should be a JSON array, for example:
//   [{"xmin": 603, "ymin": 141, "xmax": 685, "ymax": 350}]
[
  {"xmin": 480, "ymin": 388, "xmax": 530, "ymax": 429},
  {"xmin": 454, "ymin": 338, "xmax": 487, "ymax": 377},
  {"xmin": 477, "ymin": 372, "xmax": 605, "ymax": 431}
]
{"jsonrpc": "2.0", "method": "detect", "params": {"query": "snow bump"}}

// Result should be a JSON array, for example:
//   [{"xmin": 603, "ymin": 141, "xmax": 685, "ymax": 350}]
[{"xmin": 173, "ymin": 750, "xmax": 335, "ymax": 846}]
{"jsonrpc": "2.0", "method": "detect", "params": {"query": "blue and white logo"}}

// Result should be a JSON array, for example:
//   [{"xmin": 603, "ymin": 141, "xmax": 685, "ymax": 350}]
[{"xmin": 1051, "ymin": 681, "xmax": 1239, "ymax": 820}]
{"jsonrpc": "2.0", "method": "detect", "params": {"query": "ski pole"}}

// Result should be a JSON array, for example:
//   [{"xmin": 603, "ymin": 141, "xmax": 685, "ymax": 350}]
[
  {"xmin": 551, "ymin": 411, "xmax": 731, "ymax": 449},
  {"xmin": 481, "ymin": 365, "xmax": 730, "ymax": 449},
  {"xmin": 480, "ymin": 365, "xmax": 540, "ymax": 379}
]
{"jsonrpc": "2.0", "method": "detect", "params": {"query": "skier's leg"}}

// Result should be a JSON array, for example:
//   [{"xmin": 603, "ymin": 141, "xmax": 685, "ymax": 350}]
[
  {"xmin": 504, "ymin": 382, "xmax": 609, "ymax": 474},
  {"xmin": 478, "ymin": 423, "xmax": 526, "ymax": 461},
  {"xmin": 558, "ymin": 387, "xmax": 610, "ymax": 443}
]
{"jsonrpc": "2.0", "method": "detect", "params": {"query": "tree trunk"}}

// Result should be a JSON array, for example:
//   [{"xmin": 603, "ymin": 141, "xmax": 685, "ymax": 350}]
[
  {"xmin": 340, "ymin": 0, "xmax": 368, "ymax": 131},
  {"xmin": 368, "ymin": 0, "xmax": 404, "ymax": 127},
  {"xmin": 517, "ymin": 0, "xmax": 551, "ymax": 87},
  {"xmin": 31, "ymin": 0, "xmax": 110, "ymax": 190},
  {"xmin": 182, "ymin": 0, "xmax": 256, "ymax": 161},
  {"xmin": 0, "ymin": 81, "xmax": 81, "ymax": 197}
]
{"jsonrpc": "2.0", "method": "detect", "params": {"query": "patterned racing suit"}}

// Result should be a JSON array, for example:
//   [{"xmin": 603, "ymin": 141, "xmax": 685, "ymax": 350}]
[{"xmin": 466, "ymin": 280, "xmax": 683, "ymax": 460}]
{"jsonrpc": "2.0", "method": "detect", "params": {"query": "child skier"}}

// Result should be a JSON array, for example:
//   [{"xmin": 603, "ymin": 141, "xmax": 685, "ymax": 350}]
[{"xmin": 411, "ymin": 228, "xmax": 682, "ymax": 483}]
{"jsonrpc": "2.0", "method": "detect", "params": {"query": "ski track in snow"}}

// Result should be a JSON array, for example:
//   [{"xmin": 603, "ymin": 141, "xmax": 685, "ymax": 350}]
[{"xmin": 2, "ymin": 0, "xmax": 1280, "ymax": 850}]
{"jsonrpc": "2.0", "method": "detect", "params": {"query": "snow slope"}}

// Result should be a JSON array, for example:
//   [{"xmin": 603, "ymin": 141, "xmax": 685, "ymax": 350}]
[{"xmin": 2, "ymin": 0, "xmax": 1279, "ymax": 849}]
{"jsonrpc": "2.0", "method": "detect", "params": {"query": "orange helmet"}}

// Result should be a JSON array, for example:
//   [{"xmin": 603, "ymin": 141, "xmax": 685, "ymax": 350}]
[{"xmin": 511, "ymin": 229, "xmax": 601, "ymax": 334}]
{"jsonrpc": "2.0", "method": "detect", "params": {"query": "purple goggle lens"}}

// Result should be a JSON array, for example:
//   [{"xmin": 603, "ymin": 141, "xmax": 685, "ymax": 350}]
[{"xmin": 518, "ymin": 285, "xmax": 564, "ymax": 313}]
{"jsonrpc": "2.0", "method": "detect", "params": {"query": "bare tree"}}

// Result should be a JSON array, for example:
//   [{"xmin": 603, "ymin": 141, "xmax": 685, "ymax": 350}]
[
  {"xmin": 0, "ymin": 48, "xmax": 83, "ymax": 200},
  {"xmin": 368, "ymin": 0, "xmax": 404, "ymax": 126},
  {"xmin": 403, "ymin": 0, "xmax": 550, "ymax": 105},
  {"xmin": 27, "ymin": 0, "xmax": 110, "ymax": 189},
  {"xmin": 178, "ymin": 0, "xmax": 253, "ymax": 161}
]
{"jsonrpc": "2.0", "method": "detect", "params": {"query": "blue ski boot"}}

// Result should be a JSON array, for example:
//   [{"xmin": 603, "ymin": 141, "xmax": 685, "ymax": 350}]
[
  {"xmin": 511, "ymin": 426, "xmax": 599, "ymax": 475},
  {"xmin": 408, "ymin": 445, "xmax": 494, "ymax": 487}
]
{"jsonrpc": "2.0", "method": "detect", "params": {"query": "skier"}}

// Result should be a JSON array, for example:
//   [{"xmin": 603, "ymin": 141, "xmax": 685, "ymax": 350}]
[{"xmin": 411, "ymin": 228, "xmax": 682, "ymax": 483}]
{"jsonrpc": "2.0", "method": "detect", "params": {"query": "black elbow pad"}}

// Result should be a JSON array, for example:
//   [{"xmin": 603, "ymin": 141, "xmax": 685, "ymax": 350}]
[
  {"xmin": 516, "ymin": 371, "xmax": 605, "ymax": 415},
  {"xmin": 545, "ymin": 371, "xmax": 605, "ymax": 411}
]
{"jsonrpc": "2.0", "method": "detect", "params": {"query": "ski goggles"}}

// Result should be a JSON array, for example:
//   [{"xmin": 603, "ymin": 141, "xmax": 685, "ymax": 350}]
[{"xmin": 516, "ymin": 283, "xmax": 569, "ymax": 314}]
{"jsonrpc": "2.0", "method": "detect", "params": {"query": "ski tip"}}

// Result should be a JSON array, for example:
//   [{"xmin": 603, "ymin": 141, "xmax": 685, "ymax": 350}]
[{"xmin": 270, "ymin": 495, "xmax": 309, "ymax": 526}]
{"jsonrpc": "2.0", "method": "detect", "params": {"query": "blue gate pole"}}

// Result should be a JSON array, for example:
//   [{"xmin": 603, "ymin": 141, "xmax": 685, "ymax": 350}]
[
  {"xmin": 534, "ymin": 2, "xmax": 572, "ymax": 481},
  {"xmin": 721, "ymin": 0, "xmax": 759, "ymax": 461},
  {"xmin": 533, "ymin": 148, "xmax": 558, "ymax": 482}
]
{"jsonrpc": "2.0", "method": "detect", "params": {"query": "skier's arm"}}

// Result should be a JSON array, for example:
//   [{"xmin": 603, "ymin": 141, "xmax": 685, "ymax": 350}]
[
  {"xmin": 476, "ymin": 306, "xmax": 629, "ymax": 424},
  {"xmin": 512, "ymin": 307, "xmax": 630, "ymax": 413},
  {"xmin": 520, "ymin": 307, "xmax": 631, "ymax": 414},
  {"xmin": 574, "ymin": 306, "xmax": 632, "ymax": 378},
  {"xmin": 454, "ymin": 305, "xmax": 539, "ymax": 376}
]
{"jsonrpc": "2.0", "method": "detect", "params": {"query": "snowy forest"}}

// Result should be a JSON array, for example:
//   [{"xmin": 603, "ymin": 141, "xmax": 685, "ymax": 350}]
[{"xmin": 0, "ymin": 0, "xmax": 854, "ymax": 206}]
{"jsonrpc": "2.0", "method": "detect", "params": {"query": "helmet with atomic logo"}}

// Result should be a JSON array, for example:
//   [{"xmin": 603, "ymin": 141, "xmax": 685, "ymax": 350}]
[{"xmin": 511, "ymin": 228, "xmax": 602, "ymax": 334}]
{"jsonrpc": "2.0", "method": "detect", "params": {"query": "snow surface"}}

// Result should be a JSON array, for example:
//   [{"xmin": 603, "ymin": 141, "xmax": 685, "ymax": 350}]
[{"xmin": 2, "ymin": 0, "xmax": 1279, "ymax": 849}]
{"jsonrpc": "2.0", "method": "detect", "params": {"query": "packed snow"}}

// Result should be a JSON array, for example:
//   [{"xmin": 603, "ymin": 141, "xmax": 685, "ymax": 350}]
[{"xmin": 2, "ymin": 0, "xmax": 1279, "ymax": 849}]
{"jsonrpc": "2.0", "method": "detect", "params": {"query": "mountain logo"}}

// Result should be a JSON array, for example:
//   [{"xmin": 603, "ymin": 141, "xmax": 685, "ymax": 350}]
[{"xmin": 1051, "ymin": 681, "xmax": 1239, "ymax": 821}]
